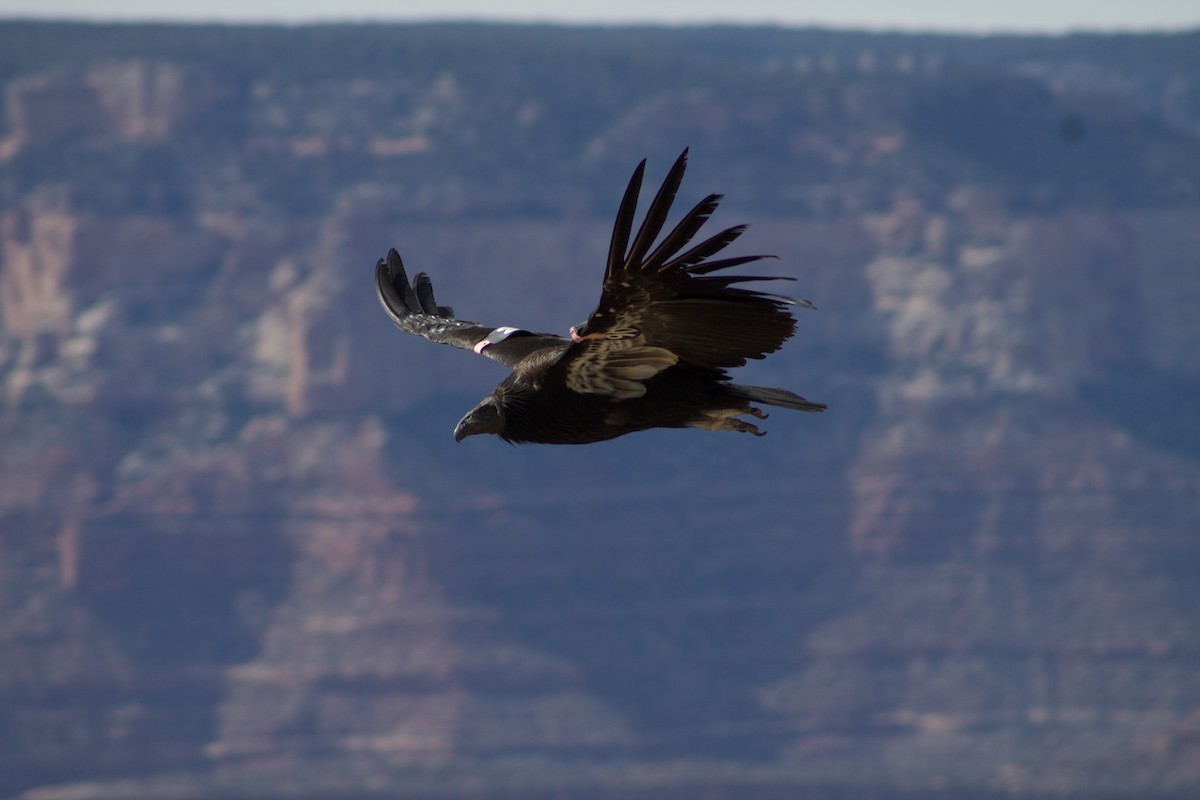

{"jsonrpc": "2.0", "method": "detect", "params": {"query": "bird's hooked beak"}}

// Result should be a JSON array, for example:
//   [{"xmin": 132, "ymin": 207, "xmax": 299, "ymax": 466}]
[{"xmin": 453, "ymin": 400, "xmax": 504, "ymax": 442}]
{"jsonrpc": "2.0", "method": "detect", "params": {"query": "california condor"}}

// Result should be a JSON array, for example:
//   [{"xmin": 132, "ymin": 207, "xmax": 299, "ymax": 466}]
[{"xmin": 374, "ymin": 149, "xmax": 825, "ymax": 444}]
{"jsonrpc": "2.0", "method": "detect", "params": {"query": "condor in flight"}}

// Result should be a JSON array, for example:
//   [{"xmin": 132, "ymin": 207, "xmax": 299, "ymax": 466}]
[{"xmin": 374, "ymin": 149, "xmax": 825, "ymax": 444}]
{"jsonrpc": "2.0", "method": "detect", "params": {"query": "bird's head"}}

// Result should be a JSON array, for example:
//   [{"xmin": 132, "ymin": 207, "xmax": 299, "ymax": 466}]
[{"xmin": 453, "ymin": 397, "xmax": 506, "ymax": 442}]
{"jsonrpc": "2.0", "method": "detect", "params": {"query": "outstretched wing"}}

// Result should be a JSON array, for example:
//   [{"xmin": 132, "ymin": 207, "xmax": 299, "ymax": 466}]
[
  {"xmin": 553, "ymin": 149, "xmax": 810, "ymax": 399},
  {"xmin": 375, "ymin": 248, "xmax": 566, "ymax": 368}
]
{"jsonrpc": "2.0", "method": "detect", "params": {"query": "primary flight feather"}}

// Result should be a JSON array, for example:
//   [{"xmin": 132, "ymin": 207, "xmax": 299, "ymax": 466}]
[{"xmin": 374, "ymin": 149, "xmax": 825, "ymax": 444}]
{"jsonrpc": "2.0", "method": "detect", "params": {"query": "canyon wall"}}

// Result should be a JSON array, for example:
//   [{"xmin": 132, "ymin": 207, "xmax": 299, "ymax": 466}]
[{"xmin": 1, "ymin": 22, "xmax": 1198, "ymax": 799}]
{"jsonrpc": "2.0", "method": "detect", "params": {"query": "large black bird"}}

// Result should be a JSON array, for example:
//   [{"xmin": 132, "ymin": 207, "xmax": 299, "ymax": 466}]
[{"xmin": 375, "ymin": 149, "xmax": 825, "ymax": 444}]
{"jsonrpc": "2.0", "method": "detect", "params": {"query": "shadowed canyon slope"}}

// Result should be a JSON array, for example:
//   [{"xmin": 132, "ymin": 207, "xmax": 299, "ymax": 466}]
[{"xmin": 1, "ymin": 21, "xmax": 1199, "ymax": 800}]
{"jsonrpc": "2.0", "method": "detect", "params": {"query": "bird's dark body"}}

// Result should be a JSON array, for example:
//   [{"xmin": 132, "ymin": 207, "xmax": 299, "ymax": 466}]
[
  {"xmin": 375, "ymin": 149, "xmax": 825, "ymax": 444},
  {"xmin": 497, "ymin": 352, "xmax": 759, "ymax": 444}
]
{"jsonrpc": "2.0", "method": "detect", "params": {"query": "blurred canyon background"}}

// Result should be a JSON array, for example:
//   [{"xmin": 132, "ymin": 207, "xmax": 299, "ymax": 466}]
[{"xmin": 1, "ymin": 20, "xmax": 1199, "ymax": 799}]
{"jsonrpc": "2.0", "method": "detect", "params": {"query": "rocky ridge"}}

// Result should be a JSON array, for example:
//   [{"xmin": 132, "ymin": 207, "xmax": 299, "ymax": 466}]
[{"xmin": 1, "ymin": 21, "xmax": 1198, "ymax": 800}]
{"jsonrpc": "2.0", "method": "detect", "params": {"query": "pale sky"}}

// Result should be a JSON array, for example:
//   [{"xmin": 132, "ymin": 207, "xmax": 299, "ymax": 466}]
[{"xmin": 0, "ymin": 0, "xmax": 1198, "ymax": 33}]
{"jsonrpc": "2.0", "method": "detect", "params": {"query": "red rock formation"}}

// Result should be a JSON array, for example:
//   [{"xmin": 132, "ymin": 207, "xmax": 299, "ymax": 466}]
[{"xmin": 1, "ymin": 23, "xmax": 1198, "ymax": 800}]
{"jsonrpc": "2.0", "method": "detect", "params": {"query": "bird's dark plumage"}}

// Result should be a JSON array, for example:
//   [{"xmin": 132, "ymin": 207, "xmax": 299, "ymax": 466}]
[{"xmin": 374, "ymin": 149, "xmax": 825, "ymax": 444}]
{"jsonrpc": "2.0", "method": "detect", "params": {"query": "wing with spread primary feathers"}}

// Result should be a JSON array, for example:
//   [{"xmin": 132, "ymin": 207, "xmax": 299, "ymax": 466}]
[
  {"xmin": 552, "ymin": 149, "xmax": 811, "ymax": 400},
  {"xmin": 375, "ymin": 248, "xmax": 565, "ymax": 368}
]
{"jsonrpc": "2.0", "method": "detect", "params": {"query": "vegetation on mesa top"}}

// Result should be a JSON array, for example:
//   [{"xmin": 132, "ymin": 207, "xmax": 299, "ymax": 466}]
[{"xmin": 0, "ymin": 21, "xmax": 1198, "ymax": 218}]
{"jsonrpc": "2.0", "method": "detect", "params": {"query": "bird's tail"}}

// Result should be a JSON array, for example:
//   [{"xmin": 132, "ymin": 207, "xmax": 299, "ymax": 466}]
[{"xmin": 729, "ymin": 384, "xmax": 826, "ymax": 413}]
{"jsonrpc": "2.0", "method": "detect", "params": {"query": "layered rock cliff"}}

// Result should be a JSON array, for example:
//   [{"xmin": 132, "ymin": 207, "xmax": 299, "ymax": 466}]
[{"xmin": 1, "ymin": 21, "xmax": 1198, "ymax": 800}]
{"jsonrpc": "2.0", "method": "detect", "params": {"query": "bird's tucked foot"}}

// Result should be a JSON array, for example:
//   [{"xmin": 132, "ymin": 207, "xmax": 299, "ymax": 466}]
[{"xmin": 694, "ymin": 412, "xmax": 767, "ymax": 436}]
